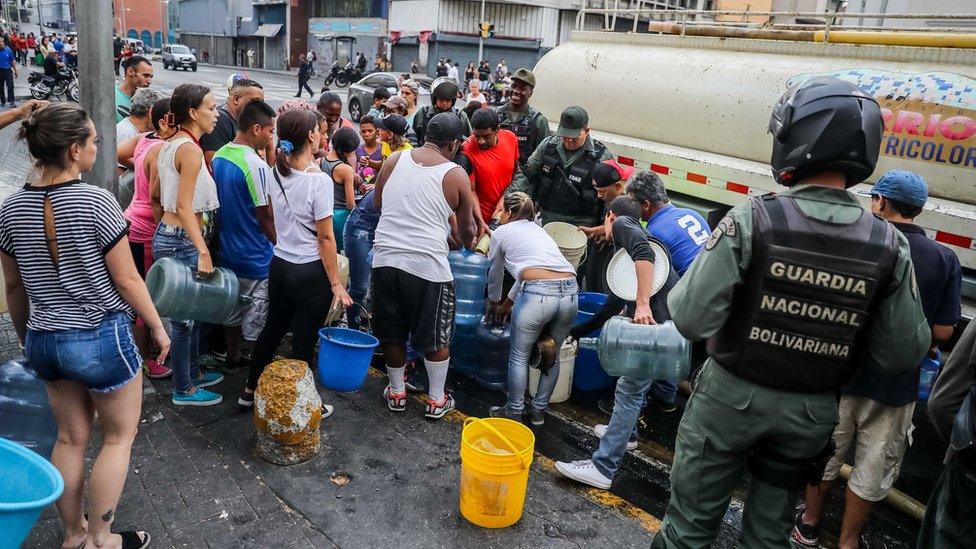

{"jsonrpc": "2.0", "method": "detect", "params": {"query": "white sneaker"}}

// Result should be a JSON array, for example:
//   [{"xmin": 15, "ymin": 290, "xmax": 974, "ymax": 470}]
[
  {"xmin": 554, "ymin": 459, "xmax": 612, "ymax": 490},
  {"xmin": 594, "ymin": 424, "xmax": 638, "ymax": 451}
]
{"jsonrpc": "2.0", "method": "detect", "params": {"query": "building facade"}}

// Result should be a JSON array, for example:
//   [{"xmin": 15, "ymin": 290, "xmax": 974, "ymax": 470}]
[
  {"xmin": 306, "ymin": 0, "xmax": 388, "ymax": 75},
  {"xmin": 113, "ymin": 0, "xmax": 167, "ymax": 48},
  {"xmin": 175, "ymin": 0, "xmax": 291, "ymax": 70}
]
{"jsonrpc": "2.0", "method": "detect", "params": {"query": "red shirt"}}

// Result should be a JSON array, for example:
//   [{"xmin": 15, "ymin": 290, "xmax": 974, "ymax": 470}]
[{"xmin": 463, "ymin": 129, "xmax": 519, "ymax": 221}]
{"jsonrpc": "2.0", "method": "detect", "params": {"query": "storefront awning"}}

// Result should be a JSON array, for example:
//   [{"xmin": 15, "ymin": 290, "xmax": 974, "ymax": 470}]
[{"xmin": 253, "ymin": 24, "xmax": 283, "ymax": 38}]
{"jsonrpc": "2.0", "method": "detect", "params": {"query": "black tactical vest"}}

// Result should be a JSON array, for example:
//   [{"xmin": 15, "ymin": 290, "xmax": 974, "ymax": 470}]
[
  {"xmin": 414, "ymin": 106, "xmax": 466, "ymax": 146},
  {"xmin": 707, "ymin": 194, "xmax": 899, "ymax": 393},
  {"xmin": 499, "ymin": 108, "xmax": 541, "ymax": 166},
  {"xmin": 536, "ymin": 139, "xmax": 607, "ymax": 218}
]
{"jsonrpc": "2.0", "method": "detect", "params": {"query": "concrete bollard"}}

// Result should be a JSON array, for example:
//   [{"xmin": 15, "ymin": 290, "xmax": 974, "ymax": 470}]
[{"xmin": 253, "ymin": 359, "xmax": 323, "ymax": 465}]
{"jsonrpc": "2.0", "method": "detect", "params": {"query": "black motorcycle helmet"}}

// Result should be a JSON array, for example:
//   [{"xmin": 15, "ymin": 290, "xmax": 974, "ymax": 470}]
[
  {"xmin": 769, "ymin": 76, "xmax": 883, "ymax": 187},
  {"xmin": 430, "ymin": 76, "xmax": 460, "ymax": 103}
]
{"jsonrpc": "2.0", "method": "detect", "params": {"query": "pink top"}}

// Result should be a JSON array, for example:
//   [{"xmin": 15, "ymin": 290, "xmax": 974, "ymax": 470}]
[{"xmin": 125, "ymin": 134, "xmax": 164, "ymax": 243}]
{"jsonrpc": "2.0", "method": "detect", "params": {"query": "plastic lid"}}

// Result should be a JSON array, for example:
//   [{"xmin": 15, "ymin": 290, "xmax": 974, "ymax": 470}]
[{"xmin": 606, "ymin": 242, "xmax": 671, "ymax": 302}]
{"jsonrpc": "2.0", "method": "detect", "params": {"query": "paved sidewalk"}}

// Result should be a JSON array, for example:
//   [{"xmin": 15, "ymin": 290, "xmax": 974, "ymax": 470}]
[{"xmin": 25, "ymin": 369, "xmax": 659, "ymax": 548}]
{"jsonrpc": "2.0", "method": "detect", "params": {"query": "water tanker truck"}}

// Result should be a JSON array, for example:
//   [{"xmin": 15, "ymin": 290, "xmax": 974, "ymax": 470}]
[{"xmin": 530, "ymin": 9, "xmax": 976, "ymax": 314}]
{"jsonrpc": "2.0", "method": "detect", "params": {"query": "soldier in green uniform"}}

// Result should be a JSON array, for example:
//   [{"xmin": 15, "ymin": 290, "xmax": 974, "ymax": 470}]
[
  {"xmin": 651, "ymin": 77, "xmax": 932, "ymax": 548},
  {"xmin": 495, "ymin": 68, "xmax": 551, "ymax": 170},
  {"xmin": 413, "ymin": 76, "xmax": 471, "ymax": 146}
]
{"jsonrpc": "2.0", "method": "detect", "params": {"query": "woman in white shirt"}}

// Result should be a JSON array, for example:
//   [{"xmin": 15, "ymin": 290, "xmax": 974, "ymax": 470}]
[
  {"xmin": 240, "ymin": 108, "xmax": 352, "ymax": 409},
  {"xmin": 486, "ymin": 192, "xmax": 578, "ymax": 425},
  {"xmin": 465, "ymin": 79, "xmax": 488, "ymax": 106},
  {"xmin": 152, "ymin": 83, "xmax": 225, "ymax": 407}
]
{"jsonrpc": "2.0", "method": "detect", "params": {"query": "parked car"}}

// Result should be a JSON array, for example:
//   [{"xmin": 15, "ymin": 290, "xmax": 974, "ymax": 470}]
[
  {"xmin": 161, "ymin": 44, "xmax": 197, "ymax": 71},
  {"xmin": 345, "ymin": 72, "xmax": 431, "ymax": 123}
]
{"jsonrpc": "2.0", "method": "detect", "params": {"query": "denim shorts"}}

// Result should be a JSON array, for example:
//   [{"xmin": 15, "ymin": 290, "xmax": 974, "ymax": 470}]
[{"xmin": 26, "ymin": 312, "xmax": 142, "ymax": 393}]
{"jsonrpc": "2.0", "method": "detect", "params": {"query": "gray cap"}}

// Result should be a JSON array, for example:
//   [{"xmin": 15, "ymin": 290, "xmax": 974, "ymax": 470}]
[
  {"xmin": 426, "ymin": 112, "xmax": 466, "ymax": 143},
  {"xmin": 556, "ymin": 106, "xmax": 588, "ymax": 138}
]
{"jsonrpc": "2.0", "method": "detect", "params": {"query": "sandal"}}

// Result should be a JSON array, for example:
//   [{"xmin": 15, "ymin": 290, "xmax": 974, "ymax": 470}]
[{"xmin": 119, "ymin": 531, "xmax": 151, "ymax": 549}]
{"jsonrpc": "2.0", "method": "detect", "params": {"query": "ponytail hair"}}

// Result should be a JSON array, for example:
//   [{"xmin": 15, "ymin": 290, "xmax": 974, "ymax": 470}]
[
  {"xmin": 502, "ymin": 191, "xmax": 536, "ymax": 222},
  {"xmin": 275, "ymin": 108, "xmax": 319, "ymax": 177}
]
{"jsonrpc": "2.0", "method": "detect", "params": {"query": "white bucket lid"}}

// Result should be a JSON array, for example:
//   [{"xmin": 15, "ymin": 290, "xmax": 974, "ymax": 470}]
[
  {"xmin": 543, "ymin": 221, "xmax": 587, "ymax": 251},
  {"xmin": 606, "ymin": 242, "xmax": 671, "ymax": 302}
]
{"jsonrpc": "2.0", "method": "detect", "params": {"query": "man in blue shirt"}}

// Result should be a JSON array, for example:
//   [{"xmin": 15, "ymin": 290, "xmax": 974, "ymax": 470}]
[
  {"xmin": 794, "ymin": 170, "xmax": 962, "ymax": 549},
  {"xmin": 211, "ymin": 100, "xmax": 277, "ymax": 375},
  {"xmin": 0, "ymin": 36, "xmax": 19, "ymax": 108},
  {"xmin": 628, "ymin": 170, "xmax": 709, "ymax": 410}
]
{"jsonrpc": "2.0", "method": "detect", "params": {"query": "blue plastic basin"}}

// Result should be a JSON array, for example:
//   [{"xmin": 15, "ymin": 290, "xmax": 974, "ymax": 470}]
[
  {"xmin": 317, "ymin": 327, "xmax": 380, "ymax": 392},
  {"xmin": 574, "ymin": 292, "xmax": 616, "ymax": 392},
  {"xmin": 0, "ymin": 437, "xmax": 64, "ymax": 549}
]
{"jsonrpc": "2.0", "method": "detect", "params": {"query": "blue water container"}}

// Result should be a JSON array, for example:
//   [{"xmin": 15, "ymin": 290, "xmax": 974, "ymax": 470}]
[
  {"xmin": 573, "ymin": 292, "xmax": 616, "ymax": 391},
  {"xmin": 474, "ymin": 318, "xmax": 510, "ymax": 391},
  {"xmin": 449, "ymin": 249, "xmax": 489, "ymax": 376},
  {"xmin": 0, "ymin": 358, "xmax": 57, "ymax": 460},
  {"xmin": 918, "ymin": 349, "xmax": 941, "ymax": 401},
  {"xmin": 580, "ymin": 317, "xmax": 691, "ymax": 381},
  {"xmin": 0, "ymin": 437, "xmax": 64, "ymax": 549}
]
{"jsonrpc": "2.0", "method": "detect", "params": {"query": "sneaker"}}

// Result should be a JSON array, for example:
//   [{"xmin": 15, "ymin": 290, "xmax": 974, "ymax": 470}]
[
  {"xmin": 144, "ymin": 359, "xmax": 172, "ymax": 379},
  {"xmin": 321, "ymin": 403, "xmax": 334, "ymax": 419},
  {"xmin": 790, "ymin": 509, "xmax": 819, "ymax": 547},
  {"xmin": 197, "ymin": 354, "xmax": 222, "ymax": 370},
  {"xmin": 404, "ymin": 359, "xmax": 427, "ymax": 393},
  {"xmin": 194, "ymin": 371, "xmax": 224, "ymax": 388},
  {"xmin": 383, "ymin": 385, "xmax": 407, "ymax": 412},
  {"xmin": 597, "ymin": 396, "xmax": 615, "ymax": 416},
  {"xmin": 528, "ymin": 409, "xmax": 545, "ymax": 426},
  {"xmin": 425, "ymin": 393, "xmax": 455, "ymax": 419},
  {"xmin": 488, "ymin": 405, "xmax": 521, "ymax": 421},
  {"xmin": 651, "ymin": 398, "xmax": 678, "ymax": 414},
  {"xmin": 221, "ymin": 355, "xmax": 248, "ymax": 374},
  {"xmin": 208, "ymin": 350, "xmax": 228, "ymax": 363},
  {"xmin": 238, "ymin": 388, "xmax": 254, "ymax": 407},
  {"xmin": 594, "ymin": 424, "xmax": 638, "ymax": 451},
  {"xmin": 172, "ymin": 388, "xmax": 223, "ymax": 407},
  {"xmin": 554, "ymin": 459, "xmax": 612, "ymax": 490}
]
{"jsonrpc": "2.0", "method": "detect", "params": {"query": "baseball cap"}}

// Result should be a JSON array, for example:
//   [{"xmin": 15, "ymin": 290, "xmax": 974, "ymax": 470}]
[
  {"xmin": 556, "ymin": 106, "xmax": 589, "ymax": 138},
  {"xmin": 870, "ymin": 170, "xmax": 928, "ymax": 208},
  {"xmin": 593, "ymin": 159, "xmax": 634, "ymax": 187},
  {"xmin": 511, "ymin": 68, "xmax": 536, "ymax": 88},
  {"xmin": 383, "ymin": 96, "xmax": 408, "ymax": 111},
  {"xmin": 425, "ymin": 112, "xmax": 466, "ymax": 143},
  {"xmin": 375, "ymin": 114, "xmax": 408, "ymax": 136}
]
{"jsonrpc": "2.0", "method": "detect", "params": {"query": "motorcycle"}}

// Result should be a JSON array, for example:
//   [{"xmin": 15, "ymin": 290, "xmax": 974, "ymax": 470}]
[
  {"xmin": 323, "ymin": 60, "xmax": 341, "ymax": 87},
  {"xmin": 489, "ymin": 78, "xmax": 510, "ymax": 106},
  {"xmin": 335, "ymin": 61, "xmax": 364, "ymax": 88},
  {"xmin": 29, "ymin": 68, "xmax": 79, "ymax": 102}
]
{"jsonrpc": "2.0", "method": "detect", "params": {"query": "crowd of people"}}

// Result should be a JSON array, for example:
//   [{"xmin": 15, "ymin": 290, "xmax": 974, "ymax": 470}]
[
  {"xmin": 0, "ymin": 40, "xmax": 971, "ymax": 548},
  {"xmin": 0, "ymin": 26, "xmax": 80, "ymax": 109}
]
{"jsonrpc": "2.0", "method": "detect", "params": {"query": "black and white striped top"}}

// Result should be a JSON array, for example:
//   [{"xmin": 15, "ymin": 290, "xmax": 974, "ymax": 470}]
[{"xmin": 0, "ymin": 180, "xmax": 132, "ymax": 331}]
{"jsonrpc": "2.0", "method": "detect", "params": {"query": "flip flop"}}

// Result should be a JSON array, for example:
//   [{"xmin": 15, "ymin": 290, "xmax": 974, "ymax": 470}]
[{"xmin": 119, "ymin": 531, "xmax": 151, "ymax": 549}]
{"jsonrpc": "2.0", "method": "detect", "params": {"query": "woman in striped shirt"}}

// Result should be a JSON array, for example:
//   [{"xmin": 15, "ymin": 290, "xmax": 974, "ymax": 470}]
[{"xmin": 0, "ymin": 103, "xmax": 168, "ymax": 549}]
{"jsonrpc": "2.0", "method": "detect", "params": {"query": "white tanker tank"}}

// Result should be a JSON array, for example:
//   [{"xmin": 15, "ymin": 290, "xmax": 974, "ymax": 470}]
[{"xmin": 531, "ymin": 24, "xmax": 976, "ymax": 286}]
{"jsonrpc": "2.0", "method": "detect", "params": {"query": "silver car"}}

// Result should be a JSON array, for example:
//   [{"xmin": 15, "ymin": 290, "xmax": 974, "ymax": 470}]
[
  {"xmin": 161, "ymin": 44, "xmax": 198, "ymax": 72},
  {"xmin": 346, "ymin": 72, "xmax": 431, "ymax": 122}
]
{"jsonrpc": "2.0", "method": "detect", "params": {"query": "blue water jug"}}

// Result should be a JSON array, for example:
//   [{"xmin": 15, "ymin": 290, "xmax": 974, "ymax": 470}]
[
  {"xmin": 451, "ymin": 320, "xmax": 481, "ymax": 376},
  {"xmin": 580, "ymin": 316, "xmax": 691, "ymax": 381},
  {"xmin": 474, "ymin": 317, "xmax": 510, "ymax": 391},
  {"xmin": 0, "ymin": 358, "xmax": 57, "ymax": 459},
  {"xmin": 918, "ymin": 349, "xmax": 941, "ymax": 401},
  {"xmin": 145, "ymin": 256, "xmax": 242, "ymax": 324},
  {"xmin": 574, "ymin": 292, "xmax": 615, "ymax": 391},
  {"xmin": 449, "ymin": 248, "xmax": 489, "ymax": 325}
]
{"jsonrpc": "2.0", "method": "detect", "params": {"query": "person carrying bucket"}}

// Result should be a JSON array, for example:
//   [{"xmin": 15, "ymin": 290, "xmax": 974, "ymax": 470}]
[
  {"xmin": 485, "ymin": 192, "xmax": 578, "ymax": 425},
  {"xmin": 577, "ymin": 158, "xmax": 633, "ymax": 293},
  {"xmin": 371, "ymin": 113, "xmax": 477, "ymax": 419},
  {"xmin": 556, "ymin": 196, "xmax": 678, "ymax": 489}
]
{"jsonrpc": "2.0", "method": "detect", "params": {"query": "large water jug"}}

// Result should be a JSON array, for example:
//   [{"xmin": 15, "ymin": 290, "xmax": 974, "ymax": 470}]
[
  {"xmin": 474, "ymin": 317, "xmax": 510, "ymax": 391},
  {"xmin": 146, "ymin": 256, "xmax": 242, "ymax": 324},
  {"xmin": 450, "ymin": 249, "xmax": 489, "ymax": 325},
  {"xmin": 574, "ymin": 292, "xmax": 615, "ymax": 391},
  {"xmin": 580, "ymin": 316, "xmax": 691, "ymax": 381},
  {"xmin": 451, "ymin": 320, "xmax": 481, "ymax": 376},
  {"xmin": 0, "ymin": 359, "xmax": 57, "ymax": 459},
  {"xmin": 918, "ymin": 349, "xmax": 941, "ymax": 401}
]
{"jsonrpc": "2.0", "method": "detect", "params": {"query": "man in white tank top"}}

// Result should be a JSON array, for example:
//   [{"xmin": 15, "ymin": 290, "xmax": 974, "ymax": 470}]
[{"xmin": 372, "ymin": 113, "xmax": 478, "ymax": 419}]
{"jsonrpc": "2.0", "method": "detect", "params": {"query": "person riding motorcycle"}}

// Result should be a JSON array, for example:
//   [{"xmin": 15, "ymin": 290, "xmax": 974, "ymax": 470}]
[{"xmin": 412, "ymin": 76, "xmax": 472, "ymax": 146}]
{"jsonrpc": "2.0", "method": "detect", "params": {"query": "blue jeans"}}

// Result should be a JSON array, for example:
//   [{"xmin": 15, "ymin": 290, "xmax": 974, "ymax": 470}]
[
  {"xmin": 651, "ymin": 379, "xmax": 677, "ymax": 405},
  {"xmin": 593, "ymin": 375, "xmax": 654, "ymax": 479},
  {"xmin": 505, "ymin": 278, "xmax": 578, "ymax": 415},
  {"xmin": 343, "ymin": 223, "xmax": 374, "ymax": 330},
  {"xmin": 152, "ymin": 223, "xmax": 201, "ymax": 394},
  {"xmin": 26, "ymin": 312, "xmax": 142, "ymax": 393}
]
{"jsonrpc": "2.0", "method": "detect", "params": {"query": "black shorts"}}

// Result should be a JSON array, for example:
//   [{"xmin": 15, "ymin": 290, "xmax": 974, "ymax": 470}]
[{"xmin": 371, "ymin": 266, "xmax": 455, "ymax": 353}]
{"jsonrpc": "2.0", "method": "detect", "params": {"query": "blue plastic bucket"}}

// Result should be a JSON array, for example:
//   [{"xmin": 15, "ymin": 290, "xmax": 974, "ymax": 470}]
[
  {"xmin": 0, "ymin": 437, "xmax": 64, "ymax": 548},
  {"xmin": 317, "ymin": 327, "xmax": 380, "ymax": 392},
  {"xmin": 574, "ymin": 293, "xmax": 616, "ymax": 392}
]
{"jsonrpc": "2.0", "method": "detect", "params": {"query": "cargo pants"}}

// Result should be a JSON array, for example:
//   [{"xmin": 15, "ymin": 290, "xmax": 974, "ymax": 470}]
[{"xmin": 651, "ymin": 361, "xmax": 839, "ymax": 549}]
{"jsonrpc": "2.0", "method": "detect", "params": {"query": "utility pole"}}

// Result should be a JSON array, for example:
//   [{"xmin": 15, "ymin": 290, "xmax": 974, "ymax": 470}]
[
  {"xmin": 209, "ymin": 0, "xmax": 214, "ymax": 64},
  {"xmin": 76, "ymin": 0, "xmax": 118, "ymax": 197},
  {"xmin": 477, "ymin": 0, "xmax": 485, "ymax": 62},
  {"xmin": 15, "ymin": 0, "xmax": 21, "ymax": 27},
  {"xmin": 36, "ymin": 0, "xmax": 44, "ymax": 29}
]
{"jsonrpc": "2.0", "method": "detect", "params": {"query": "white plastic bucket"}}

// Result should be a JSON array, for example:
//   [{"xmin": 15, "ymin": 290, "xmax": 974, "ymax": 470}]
[
  {"xmin": 528, "ymin": 339, "xmax": 577, "ymax": 403},
  {"xmin": 543, "ymin": 222, "xmax": 587, "ymax": 270}
]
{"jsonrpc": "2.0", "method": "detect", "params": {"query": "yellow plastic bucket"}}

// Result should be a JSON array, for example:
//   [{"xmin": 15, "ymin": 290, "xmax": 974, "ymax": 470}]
[{"xmin": 459, "ymin": 417, "xmax": 535, "ymax": 528}]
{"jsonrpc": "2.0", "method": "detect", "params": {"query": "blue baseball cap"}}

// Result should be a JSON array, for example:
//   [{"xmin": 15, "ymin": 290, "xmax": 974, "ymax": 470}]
[{"xmin": 870, "ymin": 170, "xmax": 928, "ymax": 208}]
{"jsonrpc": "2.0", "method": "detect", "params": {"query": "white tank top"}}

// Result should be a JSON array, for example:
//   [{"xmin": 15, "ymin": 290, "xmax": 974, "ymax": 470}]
[
  {"xmin": 372, "ymin": 150, "xmax": 458, "ymax": 282},
  {"xmin": 158, "ymin": 137, "xmax": 219, "ymax": 214}
]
